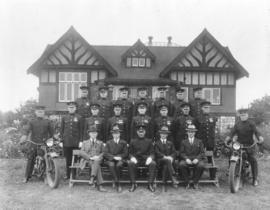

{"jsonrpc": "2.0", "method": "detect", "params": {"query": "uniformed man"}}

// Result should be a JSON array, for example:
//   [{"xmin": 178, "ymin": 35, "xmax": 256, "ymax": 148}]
[
  {"xmin": 21, "ymin": 105, "xmax": 54, "ymax": 183},
  {"xmin": 155, "ymin": 126, "xmax": 178, "ymax": 191},
  {"xmin": 60, "ymin": 101, "xmax": 83, "ymax": 180},
  {"xmin": 228, "ymin": 108, "xmax": 264, "ymax": 186},
  {"xmin": 104, "ymin": 125, "xmax": 128, "ymax": 192},
  {"xmin": 179, "ymin": 124, "xmax": 205, "ymax": 189},
  {"xmin": 107, "ymin": 102, "xmax": 129, "ymax": 142},
  {"xmin": 189, "ymin": 87, "xmax": 207, "ymax": 119},
  {"xmin": 153, "ymin": 86, "xmax": 173, "ymax": 118},
  {"xmin": 133, "ymin": 86, "xmax": 153, "ymax": 117},
  {"xmin": 97, "ymin": 85, "xmax": 113, "ymax": 120},
  {"xmin": 174, "ymin": 102, "xmax": 196, "ymax": 151},
  {"xmin": 172, "ymin": 87, "xmax": 186, "ymax": 119},
  {"xmin": 128, "ymin": 124, "xmax": 156, "ymax": 192},
  {"xmin": 83, "ymin": 101, "xmax": 106, "ymax": 142},
  {"xmin": 130, "ymin": 101, "xmax": 152, "ymax": 139},
  {"xmin": 75, "ymin": 85, "xmax": 91, "ymax": 119},
  {"xmin": 153, "ymin": 104, "xmax": 175, "ymax": 142}
]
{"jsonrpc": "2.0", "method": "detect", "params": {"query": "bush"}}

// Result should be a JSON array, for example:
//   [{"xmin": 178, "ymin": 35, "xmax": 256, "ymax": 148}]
[{"xmin": 257, "ymin": 123, "xmax": 270, "ymax": 152}]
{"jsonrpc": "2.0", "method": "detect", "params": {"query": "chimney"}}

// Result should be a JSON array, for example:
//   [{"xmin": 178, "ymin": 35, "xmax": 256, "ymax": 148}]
[
  {"xmin": 148, "ymin": 36, "xmax": 153, "ymax": 46},
  {"xmin": 167, "ymin": 36, "xmax": 172, "ymax": 46}
]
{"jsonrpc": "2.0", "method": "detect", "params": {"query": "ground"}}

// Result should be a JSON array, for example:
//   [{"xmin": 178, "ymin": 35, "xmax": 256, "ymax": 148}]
[{"xmin": 1, "ymin": 157, "xmax": 270, "ymax": 210}]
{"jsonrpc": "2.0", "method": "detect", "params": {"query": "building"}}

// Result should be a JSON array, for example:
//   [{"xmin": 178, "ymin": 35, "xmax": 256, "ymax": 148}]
[{"xmin": 27, "ymin": 26, "xmax": 249, "ymax": 131}]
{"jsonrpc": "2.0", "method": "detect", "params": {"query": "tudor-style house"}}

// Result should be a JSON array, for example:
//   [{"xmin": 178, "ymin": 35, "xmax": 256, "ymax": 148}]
[{"xmin": 27, "ymin": 26, "xmax": 249, "ymax": 132}]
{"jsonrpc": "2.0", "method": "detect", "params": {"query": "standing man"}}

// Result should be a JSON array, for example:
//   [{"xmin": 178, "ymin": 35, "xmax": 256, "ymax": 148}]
[
  {"xmin": 153, "ymin": 86, "xmax": 173, "ymax": 118},
  {"xmin": 130, "ymin": 101, "xmax": 153, "ymax": 139},
  {"xmin": 75, "ymin": 85, "xmax": 91, "ymax": 118},
  {"xmin": 228, "ymin": 108, "xmax": 264, "ymax": 186},
  {"xmin": 172, "ymin": 87, "xmax": 186, "ymax": 119},
  {"xmin": 189, "ymin": 87, "xmax": 206, "ymax": 119},
  {"xmin": 104, "ymin": 126, "xmax": 128, "ymax": 192},
  {"xmin": 21, "ymin": 105, "xmax": 54, "ymax": 183},
  {"xmin": 128, "ymin": 124, "xmax": 156, "ymax": 192},
  {"xmin": 133, "ymin": 86, "xmax": 153, "ymax": 117},
  {"xmin": 155, "ymin": 126, "xmax": 178, "ymax": 191},
  {"xmin": 115, "ymin": 86, "xmax": 133, "ymax": 122},
  {"xmin": 97, "ymin": 85, "xmax": 113, "ymax": 120},
  {"xmin": 83, "ymin": 101, "xmax": 106, "ymax": 142},
  {"xmin": 179, "ymin": 125, "xmax": 205, "ymax": 189},
  {"xmin": 60, "ymin": 101, "xmax": 83, "ymax": 180}
]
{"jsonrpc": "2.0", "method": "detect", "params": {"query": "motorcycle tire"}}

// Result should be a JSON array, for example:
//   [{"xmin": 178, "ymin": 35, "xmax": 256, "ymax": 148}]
[
  {"xmin": 46, "ymin": 157, "xmax": 60, "ymax": 189},
  {"xmin": 229, "ymin": 161, "xmax": 241, "ymax": 193}
]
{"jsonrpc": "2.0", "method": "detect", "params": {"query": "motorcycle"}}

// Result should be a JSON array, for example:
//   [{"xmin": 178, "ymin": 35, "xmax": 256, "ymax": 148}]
[{"xmin": 228, "ymin": 140, "xmax": 257, "ymax": 193}]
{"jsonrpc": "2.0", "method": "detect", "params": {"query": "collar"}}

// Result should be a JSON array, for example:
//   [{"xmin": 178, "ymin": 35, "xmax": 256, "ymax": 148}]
[
  {"xmin": 114, "ymin": 138, "xmax": 120, "ymax": 144},
  {"xmin": 161, "ymin": 138, "xmax": 167, "ymax": 144},
  {"xmin": 189, "ymin": 137, "xmax": 194, "ymax": 143},
  {"xmin": 90, "ymin": 138, "xmax": 96, "ymax": 143}
]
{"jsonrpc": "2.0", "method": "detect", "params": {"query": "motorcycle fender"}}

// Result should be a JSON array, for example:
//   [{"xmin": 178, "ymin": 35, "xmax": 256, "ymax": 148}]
[
  {"xmin": 230, "ymin": 156, "xmax": 239, "ymax": 162},
  {"xmin": 49, "ymin": 152, "xmax": 59, "ymax": 158}
]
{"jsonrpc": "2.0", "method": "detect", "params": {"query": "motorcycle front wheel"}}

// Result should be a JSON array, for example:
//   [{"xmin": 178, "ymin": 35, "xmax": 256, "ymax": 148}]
[
  {"xmin": 229, "ymin": 161, "xmax": 241, "ymax": 193},
  {"xmin": 46, "ymin": 157, "xmax": 60, "ymax": 189}
]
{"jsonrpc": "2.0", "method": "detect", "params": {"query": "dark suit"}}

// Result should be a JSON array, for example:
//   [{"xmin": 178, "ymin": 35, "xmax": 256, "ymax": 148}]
[
  {"xmin": 155, "ymin": 139, "xmax": 177, "ymax": 183},
  {"xmin": 83, "ymin": 116, "xmax": 106, "ymax": 142},
  {"xmin": 107, "ymin": 116, "xmax": 129, "ymax": 142},
  {"xmin": 189, "ymin": 98, "xmax": 207, "ymax": 119},
  {"xmin": 179, "ymin": 138, "xmax": 205, "ymax": 184},
  {"xmin": 172, "ymin": 99, "xmax": 185, "ymax": 119},
  {"xmin": 75, "ymin": 97, "xmax": 91, "ymax": 118},
  {"xmin": 104, "ymin": 139, "xmax": 128, "ymax": 182},
  {"xmin": 128, "ymin": 137, "xmax": 156, "ymax": 184},
  {"xmin": 153, "ymin": 116, "xmax": 175, "ymax": 142}
]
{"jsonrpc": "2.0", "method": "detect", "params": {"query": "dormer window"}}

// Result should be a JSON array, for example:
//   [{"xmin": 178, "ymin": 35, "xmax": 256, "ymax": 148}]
[{"xmin": 126, "ymin": 57, "xmax": 151, "ymax": 68}]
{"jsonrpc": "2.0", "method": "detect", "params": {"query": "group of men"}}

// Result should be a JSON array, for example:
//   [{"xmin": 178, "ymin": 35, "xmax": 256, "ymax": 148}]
[{"xmin": 21, "ymin": 84, "xmax": 264, "ymax": 192}]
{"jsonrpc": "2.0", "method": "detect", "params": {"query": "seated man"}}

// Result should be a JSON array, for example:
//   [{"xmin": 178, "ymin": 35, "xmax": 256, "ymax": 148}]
[
  {"xmin": 79, "ymin": 126, "xmax": 106, "ymax": 192},
  {"xmin": 179, "ymin": 124, "xmax": 205, "ymax": 189},
  {"xmin": 155, "ymin": 125, "xmax": 178, "ymax": 191},
  {"xmin": 128, "ymin": 124, "xmax": 156, "ymax": 192},
  {"xmin": 104, "ymin": 125, "xmax": 128, "ymax": 192}
]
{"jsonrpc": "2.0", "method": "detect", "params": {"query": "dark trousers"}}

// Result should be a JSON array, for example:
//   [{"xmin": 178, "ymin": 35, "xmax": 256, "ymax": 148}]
[
  {"xmin": 158, "ymin": 158, "xmax": 175, "ymax": 183},
  {"xmin": 246, "ymin": 150, "xmax": 258, "ymax": 180},
  {"xmin": 25, "ymin": 149, "xmax": 37, "ymax": 179},
  {"xmin": 63, "ymin": 147, "xmax": 78, "ymax": 178},
  {"xmin": 128, "ymin": 160, "xmax": 156, "ymax": 184},
  {"xmin": 107, "ymin": 160, "xmax": 124, "ymax": 183},
  {"xmin": 179, "ymin": 160, "xmax": 205, "ymax": 184},
  {"xmin": 89, "ymin": 159, "xmax": 104, "ymax": 184}
]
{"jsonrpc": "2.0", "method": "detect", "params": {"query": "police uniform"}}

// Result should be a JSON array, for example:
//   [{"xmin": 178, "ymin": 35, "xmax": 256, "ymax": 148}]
[
  {"xmin": 22, "ymin": 105, "xmax": 54, "ymax": 181},
  {"xmin": 189, "ymin": 87, "xmax": 207, "ymax": 119},
  {"xmin": 97, "ymin": 86, "xmax": 113, "ymax": 120},
  {"xmin": 60, "ymin": 102, "xmax": 83, "ymax": 179},
  {"xmin": 153, "ymin": 87, "xmax": 173, "ymax": 118},
  {"xmin": 172, "ymin": 87, "xmax": 186, "ymax": 118},
  {"xmin": 133, "ymin": 86, "xmax": 153, "ymax": 117}
]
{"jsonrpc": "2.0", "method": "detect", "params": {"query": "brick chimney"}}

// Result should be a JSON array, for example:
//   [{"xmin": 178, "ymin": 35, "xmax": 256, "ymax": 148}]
[
  {"xmin": 167, "ymin": 36, "xmax": 172, "ymax": 46},
  {"xmin": 148, "ymin": 36, "xmax": 153, "ymax": 46}
]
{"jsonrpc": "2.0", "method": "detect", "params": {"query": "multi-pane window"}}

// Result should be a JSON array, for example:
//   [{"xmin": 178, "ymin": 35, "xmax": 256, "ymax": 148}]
[
  {"xmin": 59, "ymin": 72, "xmax": 87, "ymax": 102},
  {"xmin": 126, "ymin": 57, "xmax": 151, "ymax": 68},
  {"xmin": 202, "ymin": 88, "xmax": 221, "ymax": 105},
  {"xmin": 40, "ymin": 70, "xmax": 56, "ymax": 83}
]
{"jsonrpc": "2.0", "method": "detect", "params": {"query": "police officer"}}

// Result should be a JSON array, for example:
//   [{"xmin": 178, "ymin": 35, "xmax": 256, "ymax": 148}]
[
  {"xmin": 174, "ymin": 102, "xmax": 195, "ymax": 151},
  {"xmin": 21, "ymin": 105, "xmax": 54, "ymax": 183},
  {"xmin": 75, "ymin": 86, "xmax": 91, "ymax": 119},
  {"xmin": 114, "ymin": 86, "xmax": 133, "ymax": 121},
  {"xmin": 228, "ymin": 108, "xmax": 264, "ymax": 186},
  {"xmin": 128, "ymin": 124, "xmax": 156, "ymax": 192},
  {"xmin": 83, "ymin": 101, "xmax": 106, "ymax": 142},
  {"xmin": 153, "ymin": 104, "xmax": 175, "ymax": 142},
  {"xmin": 130, "ymin": 101, "xmax": 152, "ymax": 139},
  {"xmin": 60, "ymin": 101, "xmax": 83, "ymax": 179},
  {"xmin": 107, "ymin": 101, "xmax": 129, "ymax": 142},
  {"xmin": 172, "ymin": 87, "xmax": 186, "ymax": 119},
  {"xmin": 133, "ymin": 86, "xmax": 153, "ymax": 117},
  {"xmin": 153, "ymin": 86, "xmax": 173, "ymax": 118},
  {"xmin": 97, "ymin": 85, "xmax": 113, "ymax": 120},
  {"xmin": 189, "ymin": 87, "xmax": 207, "ymax": 119}
]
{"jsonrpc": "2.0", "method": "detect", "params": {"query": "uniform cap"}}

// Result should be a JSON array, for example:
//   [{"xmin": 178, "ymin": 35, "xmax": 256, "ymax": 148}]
[
  {"xmin": 176, "ymin": 87, "xmax": 185, "ymax": 93},
  {"xmin": 200, "ymin": 101, "xmax": 211, "ymax": 107},
  {"xmin": 98, "ymin": 85, "xmax": 109, "ymax": 91},
  {"xmin": 119, "ymin": 86, "xmax": 129, "ymax": 91},
  {"xmin": 193, "ymin": 86, "xmax": 203, "ymax": 92},
  {"xmin": 87, "ymin": 126, "xmax": 97, "ymax": 133},
  {"xmin": 157, "ymin": 86, "xmax": 167, "ymax": 91},
  {"xmin": 80, "ymin": 85, "xmax": 89, "ymax": 90},
  {"xmin": 137, "ymin": 86, "xmax": 148, "ymax": 91},
  {"xmin": 238, "ymin": 108, "xmax": 249, "ymax": 114},
  {"xmin": 66, "ymin": 101, "xmax": 77, "ymax": 106},
  {"xmin": 180, "ymin": 102, "xmax": 191, "ymax": 108}
]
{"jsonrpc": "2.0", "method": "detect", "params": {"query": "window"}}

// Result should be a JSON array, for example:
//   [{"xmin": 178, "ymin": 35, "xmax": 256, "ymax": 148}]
[
  {"xmin": 40, "ymin": 71, "xmax": 48, "ymax": 83},
  {"xmin": 217, "ymin": 116, "xmax": 236, "ymax": 133},
  {"xmin": 59, "ymin": 72, "xmax": 87, "ymax": 102},
  {"xmin": 214, "ymin": 73, "xmax": 220, "ymax": 85},
  {"xmin": 199, "ymin": 73, "xmax": 206, "ymax": 85},
  {"xmin": 90, "ymin": 70, "xmax": 106, "ymax": 84},
  {"xmin": 192, "ymin": 72, "xmax": 198, "ymax": 85},
  {"xmin": 126, "ymin": 57, "xmax": 151, "ymax": 68},
  {"xmin": 181, "ymin": 87, "xmax": 189, "ymax": 102},
  {"xmin": 221, "ymin": 73, "xmax": 227, "ymax": 85},
  {"xmin": 139, "ymin": 58, "xmax": 145, "ymax": 67},
  {"xmin": 202, "ymin": 88, "xmax": 221, "ymax": 105},
  {"xmin": 228, "ymin": 73, "xmax": 235, "ymax": 85},
  {"xmin": 40, "ymin": 70, "xmax": 56, "ymax": 83},
  {"xmin": 178, "ymin": 72, "xmax": 185, "ymax": 83},
  {"xmin": 132, "ymin": 58, "xmax": 138, "ymax": 67},
  {"xmin": 185, "ymin": 72, "xmax": 191, "ymax": 84},
  {"xmin": 146, "ymin": 58, "xmax": 151, "ymax": 67},
  {"xmin": 126, "ymin": 58, "xmax": 131, "ymax": 67},
  {"xmin": 206, "ymin": 73, "xmax": 213, "ymax": 85}
]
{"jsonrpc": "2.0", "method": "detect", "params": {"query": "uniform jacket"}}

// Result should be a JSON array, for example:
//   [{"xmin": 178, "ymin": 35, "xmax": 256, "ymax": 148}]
[
  {"xmin": 75, "ymin": 97, "xmax": 91, "ymax": 118},
  {"xmin": 23, "ymin": 117, "xmax": 54, "ymax": 143},
  {"xmin": 153, "ymin": 98, "xmax": 173, "ymax": 118},
  {"xmin": 133, "ymin": 98, "xmax": 153, "ymax": 117},
  {"xmin": 129, "ymin": 137, "xmax": 155, "ymax": 162},
  {"xmin": 153, "ymin": 116, "xmax": 175, "ymax": 142},
  {"xmin": 97, "ymin": 98, "xmax": 113, "ymax": 120},
  {"xmin": 180, "ymin": 138, "xmax": 205, "ymax": 161},
  {"xmin": 83, "ymin": 116, "xmax": 105, "ymax": 141},
  {"xmin": 189, "ymin": 98, "xmax": 207, "ymax": 119},
  {"xmin": 130, "ymin": 115, "xmax": 153, "ymax": 139},
  {"xmin": 60, "ymin": 113, "xmax": 83, "ymax": 147},
  {"xmin": 172, "ymin": 99, "xmax": 185, "ymax": 119},
  {"xmin": 107, "ymin": 116, "xmax": 129, "ymax": 142},
  {"xmin": 155, "ymin": 139, "xmax": 177, "ymax": 160},
  {"xmin": 114, "ymin": 98, "xmax": 134, "ymax": 121},
  {"xmin": 81, "ymin": 139, "xmax": 104, "ymax": 158},
  {"xmin": 103, "ymin": 139, "xmax": 128, "ymax": 161}
]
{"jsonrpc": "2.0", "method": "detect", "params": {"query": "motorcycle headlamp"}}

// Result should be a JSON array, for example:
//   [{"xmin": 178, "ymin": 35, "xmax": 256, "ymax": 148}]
[
  {"xmin": 232, "ymin": 142, "xmax": 241, "ymax": 150},
  {"xmin": 46, "ymin": 138, "xmax": 54, "ymax": 147}
]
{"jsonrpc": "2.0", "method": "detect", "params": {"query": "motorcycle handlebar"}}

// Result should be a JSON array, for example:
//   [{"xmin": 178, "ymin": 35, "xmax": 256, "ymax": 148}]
[{"xmin": 241, "ymin": 141, "xmax": 257, "ymax": 149}]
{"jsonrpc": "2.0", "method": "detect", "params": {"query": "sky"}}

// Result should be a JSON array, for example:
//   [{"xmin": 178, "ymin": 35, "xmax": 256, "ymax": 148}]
[{"xmin": 0, "ymin": 0, "xmax": 269, "ymax": 112}]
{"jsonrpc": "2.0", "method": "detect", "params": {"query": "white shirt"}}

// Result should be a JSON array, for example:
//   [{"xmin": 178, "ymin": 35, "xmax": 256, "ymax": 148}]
[
  {"xmin": 114, "ymin": 138, "xmax": 120, "ymax": 144},
  {"xmin": 161, "ymin": 138, "xmax": 167, "ymax": 144},
  {"xmin": 189, "ymin": 137, "xmax": 194, "ymax": 145}
]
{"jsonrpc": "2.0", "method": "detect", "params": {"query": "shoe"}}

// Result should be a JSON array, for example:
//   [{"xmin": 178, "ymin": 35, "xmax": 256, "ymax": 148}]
[
  {"xmin": 148, "ymin": 184, "xmax": 155, "ymax": 192},
  {"xmin": 172, "ymin": 177, "xmax": 179, "ymax": 185},
  {"xmin": 162, "ymin": 184, "xmax": 167, "ymax": 192},
  {"xmin": 22, "ymin": 178, "xmax": 29, "ymax": 183},
  {"xmin": 193, "ymin": 183, "xmax": 199, "ymax": 190},
  {"xmin": 89, "ymin": 177, "xmax": 94, "ymax": 185},
  {"xmin": 129, "ymin": 183, "xmax": 137, "ymax": 192},
  {"xmin": 97, "ymin": 185, "xmax": 107, "ymax": 192},
  {"xmin": 253, "ymin": 180, "xmax": 259, "ymax": 186},
  {"xmin": 117, "ymin": 184, "xmax": 122, "ymax": 193},
  {"xmin": 112, "ymin": 182, "xmax": 116, "ymax": 189},
  {"xmin": 185, "ymin": 183, "xmax": 190, "ymax": 189},
  {"xmin": 172, "ymin": 183, "xmax": 178, "ymax": 189}
]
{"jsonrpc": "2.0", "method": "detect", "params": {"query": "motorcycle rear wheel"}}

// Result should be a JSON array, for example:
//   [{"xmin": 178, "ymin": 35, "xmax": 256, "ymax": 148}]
[
  {"xmin": 46, "ymin": 157, "xmax": 60, "ymax": 189},
  {"xmin": 229, "ymin": 161, "xmax": 241, "ymax": 193}
]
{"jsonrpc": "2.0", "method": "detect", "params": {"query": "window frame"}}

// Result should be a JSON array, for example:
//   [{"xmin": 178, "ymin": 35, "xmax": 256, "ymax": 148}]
[{"xmin": 202, "ymin": 87, "xmax": 221, "ymax": 105}]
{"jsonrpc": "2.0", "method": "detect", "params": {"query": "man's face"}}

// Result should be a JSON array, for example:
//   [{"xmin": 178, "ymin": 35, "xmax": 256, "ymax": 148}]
[
  {"xmin": 138, "ymin": 106, "xmax": 147, "ymax": 115},
  {"xmin": 112, "ymin": 132, "xmax": 120, "ymax": 139},
  {"xmin": 35, "ymin": 109, "xmax": 45, "ymax": 118},
  {"xmin": 182, "ymin": 106, "xmax": 190, "ymax": 115},
  {"xmin": 91, "ymin": 108, "xmax": 99, "ymax": 116},
  {"xmin": 187, "ymin": 131, "xmax": 195, "ymax": 139},
  {"xmin": 137, "ymin": 129, "xmax": 146, "ymax": 138},
  {"xmin": 68, "ymin": 105, "xmax": 76, "ymax": 114},
  {"xmin": 194, "ymin": 90, "xmax": 202, "ymax": 99},
  {"xmin": 81, "ymin": 89, "xmax": 88, "ymax": 98},
  {"xmin": 99, "ymin": 90, "xmax": 108, "ymax": 98},
  {"xmin": 176, "ymin": 92, "xmax": 185, "ymax": 100},
  {"xmin": 160, "ymin": 108, "xmax": 168, "ymax": 117},
  {"xmin": 120, "ymin": 90, "xmax": 128, "ymax": 99},
  {"xmin": 138, "ymin": 90, "xmax": 147, "ymax": 98},
  {"xmin": 160, "ymin": 133, "xmax": 168, "ymax": 139},
  {"xmin": 89, "ymin": 132, "xmax": 97, "ymax": 139},
  {"xmin": 159, "ymin": 90, "xmax": 166, "ymax": 98},
  {"xmin": 239, "ymin": 113, "xmax": 248, "ymax": 121},
  {"xmin": 202, "ymin": 105, "xmax": 210, "ymax": 114},
  {"xmin": 114, "ymin": 107, "xmax": 122, "ymax": 116}
]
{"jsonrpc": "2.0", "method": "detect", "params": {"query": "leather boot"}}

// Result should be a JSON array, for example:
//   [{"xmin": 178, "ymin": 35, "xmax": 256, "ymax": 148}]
[{"xmin": 129, "ymin": 183, "xmax": 137, "ymax": 192}]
